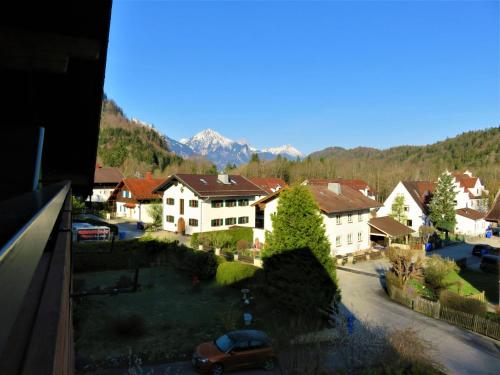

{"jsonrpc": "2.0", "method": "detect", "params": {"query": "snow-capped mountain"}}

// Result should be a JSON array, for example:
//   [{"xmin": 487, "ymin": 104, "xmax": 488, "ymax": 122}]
[{"xmin": 179, "ymin": 129, "xmax": 303, "ymax": 169}]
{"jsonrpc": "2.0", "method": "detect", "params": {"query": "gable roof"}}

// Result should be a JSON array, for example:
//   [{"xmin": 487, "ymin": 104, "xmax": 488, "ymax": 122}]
[
  {"xmin": 452, "ymin": 172, "xmax": 479, "ymax": 189},
  {"xmin": 368, "ymin": 216, "xmax": 414, "ymax": 238},
  {"xmin": 250, "ymin": 177, "xmax": 287, "ymax": 194},
  {"xmin": 485, "ymin": 190, "xmax": 500, "ymax": 223},
  {"xmin": 305, "ymin": 178, "xmax": 376, "ymax": 195},
  {"xmin": 401, "ymin": 181, "xmax": 436, "ymax": 214},
  {"xmin": 307, "ymin": 185, "xmax": 382, "ymax": 214},
  {"xmin": 111, "ymin": 177, "xmax": 165, "ymax": 201},
  {"xmin": 153, "ymin": 174, "xmax": 267, "ymax": 198},
  {"xmin": 456, "ymin": 208, "xmax": 485, "ymax": 221},
  {"xmin": 94, "ymin": 166, "xmax": 124, "ymax": 184}
]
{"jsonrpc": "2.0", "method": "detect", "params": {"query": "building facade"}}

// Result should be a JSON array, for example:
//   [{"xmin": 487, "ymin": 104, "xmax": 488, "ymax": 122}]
[
  {"xmin": 88, "ymin": 164, "xmax": 124, "ymax": 203},
  {"xmin": 153, "ymin": 174, "xmax": 267, "ymax": 235},
  {"xmin": 455, "ymin": 208, "xmax": 488, "ymax": 236}
]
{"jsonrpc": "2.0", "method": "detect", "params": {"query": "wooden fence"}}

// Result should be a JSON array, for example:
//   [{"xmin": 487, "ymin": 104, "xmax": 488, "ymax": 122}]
[{"xmin": 387, "ymin": 285, "xmax": 500, "ymax": 341}]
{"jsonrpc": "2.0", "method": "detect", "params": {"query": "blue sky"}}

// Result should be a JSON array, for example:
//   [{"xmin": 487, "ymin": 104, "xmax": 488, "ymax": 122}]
[{"xmin": 104, "ymin": 0, "xmax": 499, "ymax": 155}]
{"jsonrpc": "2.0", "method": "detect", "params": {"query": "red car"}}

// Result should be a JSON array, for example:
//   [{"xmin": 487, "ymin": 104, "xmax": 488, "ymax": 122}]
[{"xmin": 192, "ymin": 330, "xmax": 276, "ymax": 374}]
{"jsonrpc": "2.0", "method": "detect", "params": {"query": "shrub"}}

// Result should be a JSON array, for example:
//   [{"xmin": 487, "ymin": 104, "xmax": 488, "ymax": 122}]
[
  {"xmin": 183, "ymin": 250, "xmax": 218, "ymax": 280},
  {"xmin": 192, "ymin": 227, "xmax": 253, "ymax": 250},
  {"xmin": 236, "ymin": 239, "xmax": 249, "ymax": 251},
  {"xmin": 216, "ymin": 262, "xmax": 259, "ymax": 286},
  {"xmin": 215, "ymin": 255, "xmax": 227, "ymax": 265},
  {"xmin": 424, "ymin": 255, "xmax": 458, "ymax": 290},
  {"xmin": 439, "ymin": 290, "xmax": 487, "ymax": 316},
  {"xmin": 111, "ymin": 314, "xmax": 146, "ymax": 338}
]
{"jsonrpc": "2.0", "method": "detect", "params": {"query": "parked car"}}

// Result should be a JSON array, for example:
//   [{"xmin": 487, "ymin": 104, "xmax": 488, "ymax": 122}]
[
  {"xmin": 192, "ymin": 330, "xmax": 276, "ymax": 374},
  {"xmin": 480, "ymin": 254, "xmax": 500, "ymax": 274},
  {"xmin": 492, "ymin": 227, "xmax": 500, "ymax": 237},
  {"xmin": 472, "ymin": 244, "xmax": 494, "ymax": 256}
]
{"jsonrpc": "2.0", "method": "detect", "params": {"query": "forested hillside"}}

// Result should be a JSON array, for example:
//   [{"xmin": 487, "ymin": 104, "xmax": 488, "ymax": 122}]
[
  {"xmin": 97, "ymin": 98, "xmax": 216, "ymax": 177},
  {"xmin": 233, "ymin": 127, "xmax": 500, "ymax": 205}
]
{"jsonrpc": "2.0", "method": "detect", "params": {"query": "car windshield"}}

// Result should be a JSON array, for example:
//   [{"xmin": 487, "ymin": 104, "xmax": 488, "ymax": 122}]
[{"xmin": 215, "ymin": 334, "xmax": 234, "ymax": 352}]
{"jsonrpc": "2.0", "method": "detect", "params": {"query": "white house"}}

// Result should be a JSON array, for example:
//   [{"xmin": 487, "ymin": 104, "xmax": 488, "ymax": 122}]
[
  {"xmin": 87, "ymin": 164, "xmax": 123, "ymax": 203},
  {"xmin": 455, "ymin": 208, "xmax": 488, "ymax": 236},
  {"xmin": 253, "ymin": 183, "xmax": 383, "ymax": 256},
  {"xmin": 377, "ymin": 181, "xmax": 435, "ymax": 234},
  {"xmin": 448, "ymin": 171, "xmax": 489, "ymax": 212},
  {"xmin": 108, "ymin": 173, "xmax": 165, "ymax": 223},
  {"xmin": 302, "ymin": 178, "xmax": 377, "ymax": 201},
  {"xmin": 152, "ymin": 174, "xmax": 267, "ymax": 235}
]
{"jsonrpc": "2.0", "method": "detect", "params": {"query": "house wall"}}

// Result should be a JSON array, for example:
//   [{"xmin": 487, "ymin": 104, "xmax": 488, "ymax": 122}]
[
  {"xmin": 377, "ymin": 182, "xmax": 430, "ymax": 234},
  {"xmin": 255, "ymin": 196, "xmax": 371, "ymax": 256},
  {"xmin": 161, "ymin": 181, "xmax": 262, "ymax": 235},
  {"xmin": 88, "ymin": 188, "xmax": 114, "ymax": 203},
  {"xmin": 451, "ymin": 177, "xmax": 488, "ymax": 212},
  {"xmin": 455, "ymin": 215, "xmax": 488, "ymax": 236},
  {"xmin": 115, "ymin": 201, "xmax": 157, "ymax": 223}
]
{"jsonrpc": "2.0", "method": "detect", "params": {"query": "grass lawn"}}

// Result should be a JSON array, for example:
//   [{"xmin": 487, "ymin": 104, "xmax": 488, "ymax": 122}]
[
  {"xmin": 74, "ymin": 265, "xmax": 291, "ymax": 369},
  {"xmin": 457, "ymin": 269, "xmax": 499, "ymax": 304},
  {"xmin": 443, "ymin": 271, "xmax": 480, "ymax": 296}
]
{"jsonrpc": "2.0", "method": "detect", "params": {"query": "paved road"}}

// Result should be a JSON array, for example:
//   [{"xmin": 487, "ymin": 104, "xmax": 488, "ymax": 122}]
[{"xmin": 337, "ymin": 269, "xmax": 500, "ymax": 375}]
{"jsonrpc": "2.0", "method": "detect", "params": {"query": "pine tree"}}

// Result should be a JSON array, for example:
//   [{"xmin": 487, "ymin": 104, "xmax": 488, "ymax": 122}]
[
  {"xmin": 389, "ymin": 195, "xmax": 407, "ymax": 224},
  {"xmin": 429, "ymin": 173, "xmax": 457, "ymax": 232},
  {"xmin": 263, "ymin": 186, "xmax": 336, "ymax": 280}
]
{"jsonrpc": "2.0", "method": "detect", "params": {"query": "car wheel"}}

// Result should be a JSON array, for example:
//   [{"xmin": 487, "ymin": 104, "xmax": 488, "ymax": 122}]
[
  {"xmin": 210, "ymin": 363, "xmax": 224, "ymax": 375},
  {"xmin": 263, "ymin": 357, "xmax": 276, "ymax": 371}
]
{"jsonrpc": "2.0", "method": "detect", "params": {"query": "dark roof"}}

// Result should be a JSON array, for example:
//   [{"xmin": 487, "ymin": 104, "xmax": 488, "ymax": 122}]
[
  {"xmin": 94, "ymin": 167, "xmax": 124, "ymax": 184},
  {"xmin": 250, "ymin": 177, "xmax": 287, "ymax": 194},
  {"xmin": 154, "ymin": 174, "xmax": 267, "ymax": 198},
  {"xmin": 485, "ymin": 190, "xmax": 500, "ymax": 223},
  {"xmin": 307, "ymin": 185, "xmax": 382, "ymax": 214},
  {"xmin": 227, "ymin": 330, "xmax": 270, "ymax": 343},
  {"xmin": 401, "ymin": 181, "xmax": 436, "ymax": 214},
  {"xmin": 110, "ymin": 178, "xmax": 165, "ymax": 202},
  {"xmin": 306, "ymin": 178, "xmax": 377, "ymax": 195},
  {"xmin": 369, "ymin": 216, "xmax": 414, "ymax": 238},
  {"xmin": 456, "ymin": 208, "xmax": 485, "ymax": 221}
]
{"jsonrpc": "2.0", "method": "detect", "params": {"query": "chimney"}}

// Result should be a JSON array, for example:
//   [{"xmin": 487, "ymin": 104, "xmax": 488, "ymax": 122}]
[
  {"xmin": 218, "ymin": 174, "xmax": 230, "ymax": 184},
  {"xmin": 328, "ymin": 182, "xmax": 342, "ymax": 195},
  {"xmin": 145, "ymin": 171, "xmax": 152, "ymax": 180}
]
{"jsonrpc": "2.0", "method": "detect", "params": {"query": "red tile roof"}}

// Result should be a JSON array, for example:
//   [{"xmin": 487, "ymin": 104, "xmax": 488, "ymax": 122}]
[
  {"xmin": 154, "ymin": 174, "xmax": 267, "ymax": 197},
  {"xmin": 452, "ymin": 172, "xmax": 479, "ymax": 189},
  {"xmin": 111, "ymin": 177, "xmax": 165, "ymax": 201},
  {"xmin": 456, "ymin": 208, "xmax": 485, "ymax": 221},
  {"xmin": 307, "ymin": 185, "xmax": 382, "ymax": 213},
  {"xmin": 401, "ymin": 181, "xmax": 436, "ymax": 214},
  {"xmin": 250, "ymin": 177, "xmax": 287, "ymax": 194},
  {"xmin": 306, "ymin": 178, "xmax": 376, "ymax": 195},
  {"xmin": 94, "ymin": 166, "xmax": 124, "ymax": 184}
]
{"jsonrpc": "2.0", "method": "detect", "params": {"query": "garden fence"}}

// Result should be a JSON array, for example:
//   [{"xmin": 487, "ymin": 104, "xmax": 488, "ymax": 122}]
[{"xmin": 387, "ymin": 285, "xmax": 500, "ymax": 341}]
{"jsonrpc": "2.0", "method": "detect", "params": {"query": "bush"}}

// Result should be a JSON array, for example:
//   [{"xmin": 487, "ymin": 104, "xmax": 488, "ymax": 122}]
[
  {"xmin": 191, "ymin": 227, "xmax": 253, "ymax": 251},
  {"xmin": 216, "ymin": 262, "xmax": 259, "ymax": 286},
  {"xmin": 439, "ymin": 290, "xmax": 487, "ymax": 316},
  {"xmin": 111, "ymin": 314, "xmax": 146, "ymax": 338},
  {"xmin": 183, "ymin": 250, "xmax": 218, "ymax": 280},
  {"xmin": 424, "ymin": 255, "xmax": 459, "ymax": 290},
  {"xmin": 215, "ymin": 255, "xmax": 227, "ymax": 265},
  {"xmin": 236, "ymin": 239, "xmax": 249, "ymax": 251}
]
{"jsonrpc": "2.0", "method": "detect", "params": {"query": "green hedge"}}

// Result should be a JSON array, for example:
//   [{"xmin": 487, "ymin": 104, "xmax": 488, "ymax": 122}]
[
  {"xmin": 215, "ymin": 262, "xmax": 259, "ymax": 286},
  {"xmin": 191, "ymin": 227, "xmax": 253, "ymax": 250}
]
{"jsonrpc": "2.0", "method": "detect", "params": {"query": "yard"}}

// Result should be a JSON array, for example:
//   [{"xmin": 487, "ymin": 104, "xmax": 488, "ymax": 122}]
[{"xmin": 73, "ymin": 265, "xmax": 290, "ymax": 371}]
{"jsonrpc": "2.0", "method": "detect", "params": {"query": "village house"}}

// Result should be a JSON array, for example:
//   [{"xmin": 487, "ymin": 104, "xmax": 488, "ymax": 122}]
[
  {"xmin": 108, "ymin": 172, "xmax": 164, "ymax": 223},
  {"xmin": 253, "ymin": 183, "xmax": 383, "ymax": 256},
  {"xmin": 302, "ymin": 178, "xmax": 377, "ymax": 200},
  {"xmin": 152, "ymin": 174, "xmax": 267, "ymax": 235},
  {"xmin": 485, "ymin": 190, "xmax": 500, "ymax": 227},
  {"xmin": 87, "ymin": 164, "xmax": 124, "ymax": 203},
  {"xmin": 377, "ymin": 181, "xmax": 435, "ymax": 234},
  {"xmin": 454, "ymin": 208, "xmax": 488, "ymax": 236},
  {"xmin": 449, "ymin": 170, "xmax": 489, "ymax": 212}
]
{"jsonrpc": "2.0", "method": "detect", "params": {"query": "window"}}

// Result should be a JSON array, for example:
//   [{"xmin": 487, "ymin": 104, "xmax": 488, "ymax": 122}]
[
  {"xmin": 238, "ymin": 199, "xmax": 249, "ymax": 206},
  {"xmin": 225, "ymin": 200, "xmax": 237, "ymax": 207},
  {"xmin": 180, "ymin": 199, "xmax": 184, "ymax": 215},
  {"xmin": 347, "ymin": 234, "xmax": 352, "ymax": 244},
  {"xmin": 166, "ymin": 198, "xmax": 174, "ymax": 205},
  {"xmin": 189, "ymin": 218, "xmax": 198, "ymax": 227},
  {"xmin": 336, "ymin": 236, "xmax": 341, "ymax": 247},
  {"xmin": 122, "ymin": 190, "xmax": 128, "ymax": 198},
  {"xmin": 348, "ymin": 213, "xmax": 353, "ymax": 223},
  {"xmin": 238, "ymin": 216, "xmax": 249, "ymax": 224},
  {"xmin": 232, "ymin": 340, "xmax": 250, "ymax": 352},
  {"xmin": 212, "ymin": 200, "xmax": 223, "ymax": 208},
  {"xmin": 249, "ymin": 340, "xmax": 266, "ymax": 349},
  {"xmin": 189, "ymin": 200, "xmax": 199, "ymax": 208},
  {"xmin": 407, "ymin": 219, "xmax": 413, "ymax": 227},
  {"xmin": 336, "ymin": 214, "xmax": 341, "ymax": 225},
  {"xmin": 225, "ymin": 217, "xmax": 237, "ymax": 225},
  {"xmin": 166, "ymin": 215, "xmax": 174, "ymax": 223},
  {"xmin": 358, "ymin": 232, "xmax": 362, "ymax": 242},
  {"xmin": 358, "ymin": 212, "xmax": 363, "ymax": 222},
  {"xmin": 211, "ymin": 218, "xmax": 223, "ymax": 227},
  {"xmin": 404, "ymin": 205, "xmax": 410, "ymax": 212}
]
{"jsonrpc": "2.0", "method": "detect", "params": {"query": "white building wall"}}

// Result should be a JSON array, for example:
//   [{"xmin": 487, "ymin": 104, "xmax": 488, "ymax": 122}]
[
  {"xmin": 114, "ymin": 201, "xmax": 157, "ymax": 223},
  {"xmin": 377, "ymin": 182, "xmax": 430, "ymax": 234},
  {"xmin": 88, "ymin": 188, "xmax": 115, "ymax": 203},
  {"xmin": 161, "ymin": 181, "xmax": 263, "ymax": 235},
  {"xmin": 455, "ymin": 215, "xmax": 488, "ymax": 236}
]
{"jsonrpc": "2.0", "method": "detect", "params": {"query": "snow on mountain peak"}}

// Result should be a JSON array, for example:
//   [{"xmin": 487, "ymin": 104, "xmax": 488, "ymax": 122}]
[{"xmin": 262, "ymin": 144, "xmax": 303, "ymax": 157}]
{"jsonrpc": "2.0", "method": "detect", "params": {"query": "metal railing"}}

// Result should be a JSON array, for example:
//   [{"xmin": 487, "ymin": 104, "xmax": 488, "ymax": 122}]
[{"xmin": 0, "ymin": 182, "xmax": 70, "ymax": 356}]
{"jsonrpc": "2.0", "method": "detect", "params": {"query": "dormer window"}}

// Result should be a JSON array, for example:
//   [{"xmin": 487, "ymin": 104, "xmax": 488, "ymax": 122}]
[{"xmin": 200, "ymin": 178, "xmax": 207, "ymax": 185}]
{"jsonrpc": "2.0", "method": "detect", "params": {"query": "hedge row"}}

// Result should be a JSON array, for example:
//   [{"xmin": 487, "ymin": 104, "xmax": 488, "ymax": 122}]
[
  {"xmin": 190, "ymin": 227, "xmax": 253, "ymax": 250},
  {"xmin": 215, "ymin": 262, "xmax": 259, "ymax": 286}
]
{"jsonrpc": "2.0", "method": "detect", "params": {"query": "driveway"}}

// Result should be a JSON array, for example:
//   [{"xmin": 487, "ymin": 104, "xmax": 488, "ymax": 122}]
[
  {"xmin": 428, "ymin": 243, "xmax": 482, "ymax": 270},
  {"xmin": 337, "ymin": 269, "xmax": 500, "ymax": 375}
]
